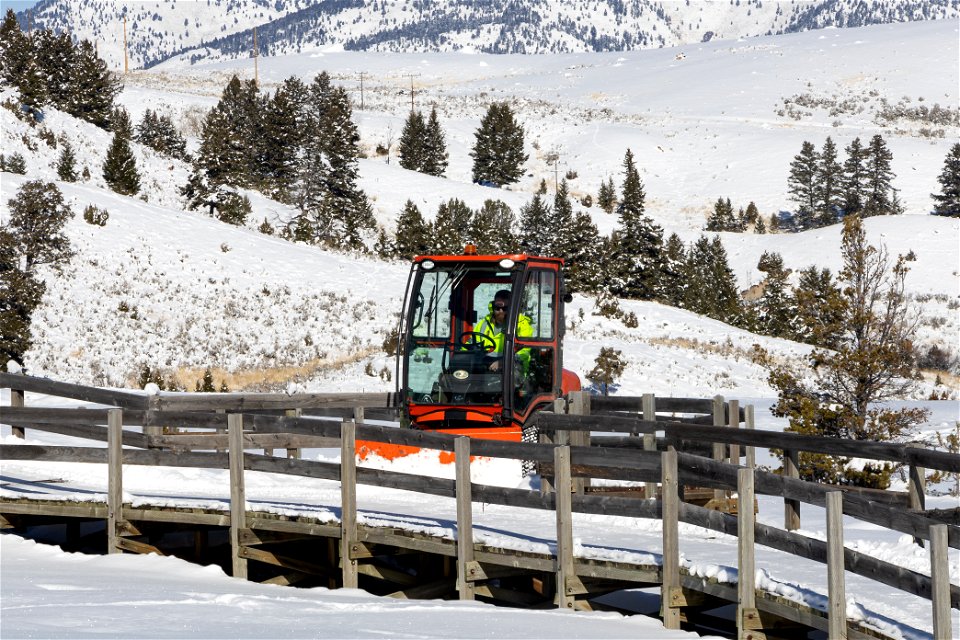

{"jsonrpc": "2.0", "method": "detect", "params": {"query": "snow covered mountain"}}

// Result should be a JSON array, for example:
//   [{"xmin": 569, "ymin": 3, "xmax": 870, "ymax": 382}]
[{"xmin": 19, "ymin": 0, "xmax": 959, "ymax": 71}]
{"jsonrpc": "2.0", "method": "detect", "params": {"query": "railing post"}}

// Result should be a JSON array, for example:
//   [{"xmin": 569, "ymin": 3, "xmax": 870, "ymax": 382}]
[
  {"xmin": 285, "ymin": 408, "xmax": 302, "ymax": 459},
  {"xmin": 728, "ymin": 399, "xmax": 740, "ymax": 465},
  {"xmin": 907, "ymin": 444, "xmax": 926, "ymax": 546},
  {"xmin": 107, "ymin": 408, "xmax": 123, "ymax": 554},
  {"xmin": 826, "ymin": 491, "xmax": 847, "ymax": 640},
  {"xmin": 737, "ymin": 468, "xmax": 760, "ymax": 638},
  {"xmin": 540, "ymin": 398, "xmax": 564, "ymax": 496},
  {"xmin": 661, "ymin": 449, "xmax": 680, "ymax": 629},
  {"xmin": 642, "ymin": 393, "xmax": 657, "ymax": 500},
  {"xmin": 744, "ymin": 404, "xmax": 756, "ymax": 469},
  {"xmin": 455, "ymin": 437, "xmax": 476, "ymax": 600},
  {"xmin": 712, "ymin": 395, "xmax": 726, "ymax": 503},
  {"xmin": 228, "ymin": 413, "xmax": 247, "ymax": 579},
  {"xmin": 10, "ymin": 387, "xmax": 25, "ymax": 439},
  {"xmin": 554, "ymin": 445, "xmax": 575, "ymax": 609},
  {"xmin": 340, "ymin": 419, "xmax": 358, "ymax": 588},
  {"xmin": 783, "ymin": 448, "xmax": 801, "ymax": 530},
  {"xmin": 930, "ymin": 524, "xmax": 951, "ymax": 640},
  {"xmin": 567, "ymin": 391, "xmax": 588, "ymax": 495}
]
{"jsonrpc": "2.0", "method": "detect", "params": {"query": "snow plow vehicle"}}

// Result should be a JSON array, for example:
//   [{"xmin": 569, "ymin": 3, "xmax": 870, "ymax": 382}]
[{"xmin": 359, "ymin": 245, "xmax": 581, "ymax": 461}]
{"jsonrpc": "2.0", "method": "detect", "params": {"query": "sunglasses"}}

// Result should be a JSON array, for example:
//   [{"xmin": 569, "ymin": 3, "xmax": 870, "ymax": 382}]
[{"xmin": 493, "ymin": 303, "xmax": 508, "ymax": 311}]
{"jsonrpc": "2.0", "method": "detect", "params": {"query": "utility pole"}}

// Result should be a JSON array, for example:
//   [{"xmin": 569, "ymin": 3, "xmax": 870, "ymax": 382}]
[
  {"xmin": 122, "ymin": 15, "xmax": 128, "ymax": 74},
  {"xmin": 551, "ymin": 153, "xmax": 563, "ymax": 192},
  {"xmin": 253, "ymin": 26, "xmax": 259, "ymax": 87},
  {"xmin": 403, "ymin": 73, "xmax": 420, "ymax": 112},
  {"xmin": 358, "ymin": 71, "xmax": 366, "ymax": 110}
]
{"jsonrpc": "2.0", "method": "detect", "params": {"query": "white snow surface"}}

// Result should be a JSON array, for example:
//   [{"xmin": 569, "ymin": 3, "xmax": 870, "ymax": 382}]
[{"xmin": 1, "ymin": 17, "xmax": 958, "ymax": 640}]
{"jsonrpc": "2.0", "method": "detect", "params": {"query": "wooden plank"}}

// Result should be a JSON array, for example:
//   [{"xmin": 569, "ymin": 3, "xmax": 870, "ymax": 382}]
[
  {"xmin": 238, "ymin": 546, "xmax": 333, "ymax": 577},
  {"xmin": 107, "ymin": 409, "xmax": 123, "ymax": 555},
  {"xmin": 826, "ymin": 491, "xmax": 847, "ymax": 639},
  {"xmin": 359, "ymin": 528, "xmax": 456, "ymax": 558},
  {"xmin": 661, "ymin": 449, "xmax": 681, "ymax": 630},
  {"xmin": 115, "ymin": 537, "xmax": 164, "ymax": 555},
  {"xmin": 455, "ymin": 437, "xmax": 475, "ymax": 600},
  {"xmin": 228, "ymin": 414, "xmax": 247, "ymax": 579},
  {"xmin": 712, "ymin": 395, "xmax": 726, "ymax": 503},
  {"xmin": 148, "ymin": 392, "xmax": 390, "ymax": 412},
  {"xmin": 728, "ymin": 399, "xmax": 740, "ymax": 464},
  {"xmin": 744, "ymin": 404, "xmax": 756, "ymax": 469},
  {"xmin": 554, "ymin": 445, "xmax": 575, "ymax": 609},
  {"xmin": 340, "ymin": 420, "xmax": 358, "ymax": 588},
  {"xmin": 737, "ymin": 468, "xmax": 757, "ymax": 640},
  {"xmin": 592, "ymin": 395, "xmax": 714, "ymax": 414},
  {"xmin": 0, "ymin": 373, "xmax": 148, "ymax": 409},
  {"xmin": 930, "ymin": 524, "xmax": 952, "ymax": 640}
]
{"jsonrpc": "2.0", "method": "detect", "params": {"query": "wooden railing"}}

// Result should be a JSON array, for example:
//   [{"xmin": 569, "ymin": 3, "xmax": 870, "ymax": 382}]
[{"xmin": 1, "ymin": 373, "xmax": 956, "ymax": 639}]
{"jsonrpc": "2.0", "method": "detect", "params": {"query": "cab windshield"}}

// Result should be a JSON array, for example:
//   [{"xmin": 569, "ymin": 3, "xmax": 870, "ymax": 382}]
[{"xmin": 404, "ymin": 263, "xmax": 518, "ymax": 406}]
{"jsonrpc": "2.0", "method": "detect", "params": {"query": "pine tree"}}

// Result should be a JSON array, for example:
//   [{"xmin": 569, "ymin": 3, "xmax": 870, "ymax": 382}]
[
  {"xmin": 103, "ymin": 131, "xmax": 140, "ymax": 196},
  {"xmin": 792, "ymin": 266, "xmax": 843, "ymax": 349},
  {"xmin": 0, "ymin": 229, "xmax": 45, "ymax": 370},
  {"xmin": 4, "ymin": 180, "xmax": 74, "ymax": 272},
  {"xmin": 841, "ymin": 137, "xmax": 867, "ymax": 217},
  {"xmin": 564, "ymin": 212, "xmax": 603, "ymax": 293},
  {"xmin": 705, "ymin": 197, "xmax": 736, "ymax": 231},
  {"xmin": 610, "ymin": 149, "xmax": 663, "ymax": 300},
  {"xmin": 863, "ymin": 134, "xmax": 899, "ymax": 216},
  {"xmin": 683, "ymin": 236, "xmax": 743, "ymax": 325},
  {"xmin": 32, "ymin": 30, "xmax": 74, "ymax": 112},
  {"xmin": 587, "ymin": 347, "xmax": 626, "ymax": 396},
  {"xmin": 259, "ymin": 80, "xmax": 303, "ymax": 202},
  {"xmin": 56, "ymin": 140, "xmax": 77, "ymax": 182},
  {"xmin": 931, "ymin": 142, "xmax": 960, "ymax": 217},
  {"xmin": 470, "ymin": 102, "xmax": 528, "ymax": 187},
  {"xmin": 470, "ymin": 200, "xmax": 515, "ymax": 254},
  {"xmin": 0, "ymin": 11, "xmax": 46, "ymax": 119},
  {"xmin": 597, "ymin": 176, "xmax": 617, "ymax": 213},
  {"xmin": 754, "ymin": 214, "xmax": 767, "ymax": 234},
  {"xmin": 787, "ymin": 140, "xmax": 819, "ymax": 229},
  {"xmin": 110, "ymin": 105, "xmax": 134, "ymax": 140},
  {"xmin": 547, "ymin": 179, "xmax": 575, "ymax": 258},
  {"xmin": 659, "ymin": 232, "xmax": 687, "ymax": 306},
  {"xmin": 5, "ymin": 152, "xmax": 26, "ymax": 174},
  {"xmin": 762, "ymin": 216, "xmax": 928, "ymax": 487},
  {"xmin": 394, "ymin": 200, "xmax": 430, "ymax": 259},
  {"xmin": 398, "ymin": 109, "xmax": 427, "ymax": 172},
  {"xmin": 754, "ymin": 251, "xmax": 793, "ymax": 337},
  {"xmin": 421, "ymin": 105, "xmax": 449, "ymax": 177},
  {"xmin": 517, "ymin": 193, "xmax": 551, "ymax": 255},
  {"xmin": 433, "ymin": 199, "xmax": 472, "ymax": 254},
  {"xmin": 136, "ymin": 109, "xmax": 188, "ymax": 161},
  {"xmin": 68, "ymin": 39, "xmax": 121, "ymax": 129},
  {"xmin": 816, "ymin": 136, "xmax": 843, "ymax": 227},
  {"xmin": 742, "ymin": 201, "xmax": 760, "ymax": 228}
]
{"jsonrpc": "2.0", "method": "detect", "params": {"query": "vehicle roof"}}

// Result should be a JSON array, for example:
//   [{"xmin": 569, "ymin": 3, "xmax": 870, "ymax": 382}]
[{"xmin": 412, "ymin": 253, "xmax": 564, "ymax": 266}]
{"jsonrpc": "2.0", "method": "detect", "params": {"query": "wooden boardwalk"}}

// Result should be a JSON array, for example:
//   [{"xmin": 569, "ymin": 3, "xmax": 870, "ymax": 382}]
[{"xmin": 2, "ymin": 372, "xmax": 957, "ymax": 639}]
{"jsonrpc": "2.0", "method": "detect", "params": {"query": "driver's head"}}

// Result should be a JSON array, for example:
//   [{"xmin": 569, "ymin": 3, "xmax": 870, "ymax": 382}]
[{"xmin": 492, "ymin": 290, "xmax": 510, "ymax": 318}]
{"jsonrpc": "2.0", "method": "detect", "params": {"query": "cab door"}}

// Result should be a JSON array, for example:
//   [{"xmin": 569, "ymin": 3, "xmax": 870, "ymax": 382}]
[{"xmin": 511, "ymin": 265, "xmax": 561, "ymax": 424}]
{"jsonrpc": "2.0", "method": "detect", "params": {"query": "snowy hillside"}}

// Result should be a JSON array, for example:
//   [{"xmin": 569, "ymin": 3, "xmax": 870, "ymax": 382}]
[
  {"xmin": 1, "ymin": 20, "xmax": 957, "ymax": 397},
  {"xmin": 20, "ymin": 0, "xmax": 958, "ymax": 71}
]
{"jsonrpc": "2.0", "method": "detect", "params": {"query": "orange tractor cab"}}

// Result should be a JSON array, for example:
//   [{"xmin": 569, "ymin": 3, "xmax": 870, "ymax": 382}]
[{"xmin": 360, "ymin": 246, "xmax": 581, "ymax": 461}]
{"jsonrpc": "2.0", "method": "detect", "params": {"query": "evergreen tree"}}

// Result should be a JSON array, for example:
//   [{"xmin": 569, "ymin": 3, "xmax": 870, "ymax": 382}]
[
  {"xmin": 5, "ymin": 152, "xmax": 26, "ymax": 174},
  {"xmin": 103, "ymin": 131, "xmax": 140, "ymax": 196},
  {"xmin": 56, "ymin": 140, "xmax": 77, "ymax": 182},
  {"xmin": 471, "ymin": 200, "xmax": 515, "ymax": 254},
  {"xmin": 432, "ymin": 198, "xmax": 472, "ymax": 254},
  {"xmin": 470, "ymin": 102, "xmax": 528, "ymax": 187},
  {"xmin": 564, "ymin": 212, "xmax": 603, "ymax": 293},
  {"xmin": 67, "ymin": 39, "xmax": 121, "ymax": 129},
  {"xmin": 136, "ymin": 109, "xmax": 189, "ymax": 161},
  {"xmin": 597, "ymin": 176, "xmax": 617, "ymax": 213},
  {"xmin": 398, "ymin": 109, "xmax": 427, "ymax": 172},
  {"xmin": 841, "ymin": 137, "xmax": 867, "ymax": 217},
  {"xmin": 0, "ymin": 11, "xmax": 45, "ymax": 120},
  {"xmin": 547, "ymin": 179, "xmax": 575, "ymax": 258},
  {"xmin": 683, "ymin": 236, "xmax": 743, "ymax": 326},
  {"xmin": 742, "ymin": 201, "xmax": 760, "ymax": 229},
  {"xmin": 816, "ymin": 136, "xmax": 843, "ymax": 226},
  {"xmin": 659, "ymin": 232, "xmax": 687, "ymax": 306},
  {"xmin": 863, "ymin": 134, "xmax": 899, "ymax": 216},
  {"xmin": 216, "ymin": 192, "xmax": 251, "ymax": 226},
  {"xmin": 754, "ymin": 214, "xmax": 767, "ymax": 234},
  {"xmin": 931, "ymin": 142, "xmax": 960, "ymax": 217},
  {"xmin": 762, "ymin": 216, "xmax": 928, "ymax": 487},
  {"xmin": 787, "ymin": 140, "xmax": 819, "ymax": 229},
  {"xmin": 517, "ymin": 193, "xmax": 551, "ymax": 255},
  {"xmin": 32, "ymin": 30, "xmax": 74, "ymax": 112},
  {"xmin": 587, "ymin": 347, "xmax": 627, "ymax": 396},
  {"xmin": 259, "ymin": 80, "xmax": 303, "ymax": 202},
  {"xmin": 0, "ymin": 229, "xmax": 45, "ymax": 370},
  {"xmin": 754, "ymin": 251, "xmax": 793, "ymax": 337},
  {"xmin": 421, "ymin": 105, "xmax": 449, "ymax": 177},
  {"xmin": 705, "ymin": 197, "xmax": 737, "ymax": 231},
  {"xmin": 792, "ymin": 266, "xmax": 843, "ymax": 349},
  {"xmin": 394, "ymin": 200, "xmax": 430, "ymax": 259},
  {"xmin": 610, "ymin": 149, "xmax": 663, "ymax": 300},
  {"xmin": 5, "ymin": 180, "xmax": 74, "ymax": 272},
  {"xmin": 109, "ymin": 105, "xmax": 134, "ymax": 140}
]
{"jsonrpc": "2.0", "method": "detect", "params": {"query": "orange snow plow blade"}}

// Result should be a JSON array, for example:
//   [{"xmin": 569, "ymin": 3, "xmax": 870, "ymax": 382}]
[{"xmin": 357, "ymin": 425, "xmax": 522, "ymax": 463}]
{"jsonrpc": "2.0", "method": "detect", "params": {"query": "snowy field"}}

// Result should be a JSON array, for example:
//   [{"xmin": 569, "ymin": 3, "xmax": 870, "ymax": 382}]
[{"xmin": 1, "ymin": 15, "xmax": 958, "ymax": 640}]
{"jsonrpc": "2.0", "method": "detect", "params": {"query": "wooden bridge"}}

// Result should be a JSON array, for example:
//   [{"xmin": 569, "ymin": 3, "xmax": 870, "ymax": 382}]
[{"xmin": 1, "ymin": 372, "xmax": 957, "ymax": 639}]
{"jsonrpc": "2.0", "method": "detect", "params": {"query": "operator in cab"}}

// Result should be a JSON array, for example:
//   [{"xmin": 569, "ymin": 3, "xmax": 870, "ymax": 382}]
[{"xmin": 475, "ymin": 289, "xmax": 532, "ymax": 372}]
